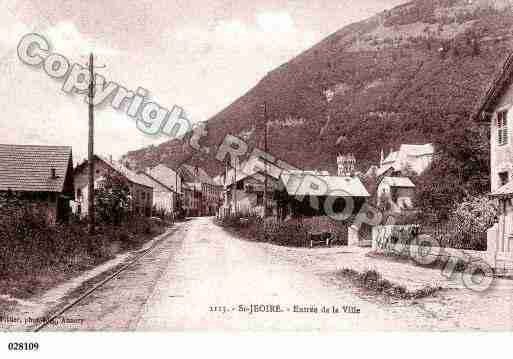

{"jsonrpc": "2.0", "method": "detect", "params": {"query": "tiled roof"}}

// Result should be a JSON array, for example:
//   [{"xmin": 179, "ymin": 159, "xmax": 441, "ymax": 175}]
[
  {"xmin": 97, "ymin": 156, "xmax": 153, "ymax": 189},
  {"xmin": 381, "ymin": 176, "xmax": 415, "ymax": 188},
  {"xmin": 473, "ymin": 52, "xmax": 513, "ymax": 122},
  {"xmin": 280, "ymin": 171, "xmax": 370, "ymax": 197},
  {"xmin": 135, "ymin": 172, "xmax": 161, "ymax": 189},
  {"xmin": 0, "ymin": 144, "xmax": 72, "ymax": 193},
  {"xmin": 144, "ymin": 164, "xmax": 180, "ymax": 193},
  {"xmin": 224, "ymin": 157, "xmax": 283, "ymax": 187}
]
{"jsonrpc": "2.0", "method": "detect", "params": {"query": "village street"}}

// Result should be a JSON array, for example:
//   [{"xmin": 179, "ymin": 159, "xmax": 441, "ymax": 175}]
[{"xmin": 26, "ymin": 217, "xmax": 513, "ymax": 331}]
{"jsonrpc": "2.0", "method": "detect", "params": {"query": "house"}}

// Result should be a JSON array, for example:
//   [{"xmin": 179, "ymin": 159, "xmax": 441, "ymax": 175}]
[
  {"xmin": 181, "ymin": 182, "xmax": 201, "ymax": 217},
  {"xmin": 276, "ymin": 164, "xmax": 370, "ymax": 246},
  {"xmin": 277, "ymin": 169, "xmax": 370, "ymax": 219},
  {"xmin": 223, "ymin": 156, "xmax": 282, "ymax": 217},
  {"xmin": 474, "ymin": 52, "xmax": 513, "ymax": 255},
  {"xmin": 73, "ymin": 155, "xmax": 153, "ymax": 217},
  {"xmin": 0, "ymin": 144, "xmax": 74, "ymax": 224},
  {"xmin": 179, "ymin": 164, "xmax": 222, "ymax": 216},
  {"xmin": 137, "ymin": 164, "xmax": 182, "ymax": 218},
  {"xmin": 376, "ymin": 176, "xmax": 416, "ymax": 213},
  {"xmin": 376, "ymin": 144, "xmax": 434, "ymax": 177}
]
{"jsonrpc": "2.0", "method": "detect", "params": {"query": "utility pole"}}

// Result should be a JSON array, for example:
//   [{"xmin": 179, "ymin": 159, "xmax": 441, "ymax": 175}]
[
  {"xmin": 234, "ymin": 157, "xmax": 237, "ymax": 215},
  {"xmin": 263, "ymin": 101, "xmax": 269, "ymax": 218},
  {"xmin": 87, "ymin": 53, "xmax": 95, "ymax": 235}
]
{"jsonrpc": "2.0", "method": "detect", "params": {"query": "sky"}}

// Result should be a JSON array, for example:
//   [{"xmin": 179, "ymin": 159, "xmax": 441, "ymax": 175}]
[{"xmin": 0, "ymin": 0, "xmax": 405, "ymax": 162}]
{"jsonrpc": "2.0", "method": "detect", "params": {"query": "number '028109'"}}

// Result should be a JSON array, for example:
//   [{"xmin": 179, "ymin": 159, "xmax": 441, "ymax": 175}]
[{"xmin": 8, "ymin": 342, "xmax": 39, "ymax": 351}]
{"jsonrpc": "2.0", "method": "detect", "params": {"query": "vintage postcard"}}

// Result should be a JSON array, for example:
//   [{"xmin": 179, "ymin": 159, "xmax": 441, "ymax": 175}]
[{"xmin": 2, "ymin": 0, "xmax": 513, "ymax": 347}]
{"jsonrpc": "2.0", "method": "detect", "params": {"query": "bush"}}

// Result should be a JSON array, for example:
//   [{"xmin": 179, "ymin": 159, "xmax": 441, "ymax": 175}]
[
  {"xmin": 0, "ymin": 195, "xmax": 163, "ymax": 298},
  {"xmin": 95, "ymin": 173, "xmax": 131, "ymax": 225},
  {"xmin": 423, "ymin": 195, "xmax": 497, "ymax": 250},
  {"xmin": 451, "ymin": 195, "xmax": 497, "ymax": 235}
]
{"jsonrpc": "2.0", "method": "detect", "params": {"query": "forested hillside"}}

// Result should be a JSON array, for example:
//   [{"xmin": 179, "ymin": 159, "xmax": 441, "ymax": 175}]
[{"xmin": 123, "ymin": 0, "xmax": 513, "ymax": 210}]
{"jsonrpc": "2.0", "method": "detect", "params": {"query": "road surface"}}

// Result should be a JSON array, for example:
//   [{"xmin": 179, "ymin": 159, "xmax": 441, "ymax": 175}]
[{"xmin": 40, "ymin": 217, "xmax": 513, "ymax": 331}]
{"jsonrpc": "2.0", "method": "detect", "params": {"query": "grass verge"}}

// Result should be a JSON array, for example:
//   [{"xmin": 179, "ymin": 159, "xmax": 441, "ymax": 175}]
[{"xmin": 335, "ymin": 268, "xmax": 442, "ymax": 300}]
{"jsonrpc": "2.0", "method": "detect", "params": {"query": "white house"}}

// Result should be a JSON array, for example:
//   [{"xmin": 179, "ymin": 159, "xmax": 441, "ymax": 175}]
[
  {"xmin": 138, "ymin": 164, "xmax": 182, "ymax": 217},
  {"xmin": 377, "ymin": 143, "xmax": 434, "ymax": 177},
  {"xmin": 474, "ymin": 52, "xmax": 513, "ymax": 257},
  {"xmin": 376, "ymin": 176, "xmax": 416, "ymax": 213},
  {"xmin": 73, "ymin": 155, "xmax": 153, "ymax": 217},
  {"xmin": 223, "ymin": 156, "xmax": 282, "ymax": 217}
]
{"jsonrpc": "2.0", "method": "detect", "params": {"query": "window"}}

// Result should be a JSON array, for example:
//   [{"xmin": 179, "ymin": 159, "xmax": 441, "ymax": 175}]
[
  {"xmin": 256, "ymin": 192, "xmax": 263, "ymax": 205},
  {"xmin": 499, "ymin": 171, "xmax": 509, "ymax": 187},
  {"xmin": 497, "ymin": 110, "xmax": 508, "ymax": 146},
  {"xmin": 236, "ymin": 181, "xmax": 244, "ymax": 190}
]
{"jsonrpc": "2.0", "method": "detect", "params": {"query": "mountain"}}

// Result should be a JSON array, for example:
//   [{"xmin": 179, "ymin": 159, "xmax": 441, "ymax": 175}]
[{"xmin": 122, "ymin": 0, "xmax": 513, "ymax": 184}]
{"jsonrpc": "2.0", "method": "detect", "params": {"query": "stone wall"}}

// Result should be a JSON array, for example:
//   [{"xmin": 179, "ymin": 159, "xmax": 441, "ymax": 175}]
[{"xmin": 372, "ymin": 225, "xmax": 513, "ymax": 273}]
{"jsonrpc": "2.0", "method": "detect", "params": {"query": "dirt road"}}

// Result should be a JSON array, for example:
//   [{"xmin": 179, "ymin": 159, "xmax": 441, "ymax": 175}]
[{"xmin": 34, "ymin": 217, "xmax": 513, "ymax": 331}]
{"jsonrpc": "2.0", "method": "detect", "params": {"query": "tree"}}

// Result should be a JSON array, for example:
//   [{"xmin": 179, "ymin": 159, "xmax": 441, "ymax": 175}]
[
  {"xmin": 414, "ymin": 119, "xmax": 489, "ymax": 223},
  {"xmin": 95, "ymin": 173, "xmax": 131, "ymax": 225}
]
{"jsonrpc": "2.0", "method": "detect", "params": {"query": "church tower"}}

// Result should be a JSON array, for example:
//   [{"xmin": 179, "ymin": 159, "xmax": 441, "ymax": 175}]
[{"xmin": 337, "ymin": 153, "xmax": 356, "ymax": 176}]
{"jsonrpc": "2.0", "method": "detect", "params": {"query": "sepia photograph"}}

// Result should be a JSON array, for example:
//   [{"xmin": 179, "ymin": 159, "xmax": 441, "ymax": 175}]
[{"xmin": 1, "ymin": 0, "xmax": 513, "ymax": 352}]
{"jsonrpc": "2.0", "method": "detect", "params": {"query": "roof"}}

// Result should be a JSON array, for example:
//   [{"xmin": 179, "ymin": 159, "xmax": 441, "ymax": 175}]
[
  {"xmin": 376, "ymin": 165, "xmax": 395, "ymax": 177},
  {"xmin": 136, "ymin": 172, "xmax": 170, "ymax": 192},
  {"xmin": 97, "ymin": 156, "xmax": 153, "ymax": 189},
  {"xmin": 224, "ymin": 156, "xmax": 282, "ymax": 187},
  {"xmin": 399, "ymin": 144, "xmax": 434, "ymax": 157},
  {"xmin": 0, "ymin": 144, "xmax": 72, "ymax": 193},
  {"xmin": 473, "ymin": 52, "xmax": 513, "ymax": 122},
  {"xmin": 280, "ymin": 171, "xmax": 370, "ymax": 197},
  {"xmin": 490, "ymin": 181, "xmax": 513, "ymax": 198},
  {"xmin": 180, "ymin": 164, "xmax": 215, "ymax": 185},
  {"xmin": 380, "ymin": 176, "xmax": 415, "ymax": 188},
  {"xmin": 382, "ymin": 151, "xmax": 398, "ymax": 164},
  {"xmin": 378, "ymin": 143, "xmax": 434, "ymax": 175},
  {"xmin": 75, "ymin": 155, "xmax": 153, "ymax": 189},
  {"xmin": 147, "ymin": 164, "xmax": 180, "ymax": 193}
]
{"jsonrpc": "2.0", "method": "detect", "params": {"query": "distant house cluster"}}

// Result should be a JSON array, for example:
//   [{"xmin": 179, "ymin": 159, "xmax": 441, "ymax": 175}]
[
  {"xmin": 179, "ymin": 164, "xmax": 223, "ymax": 217},
  {"xmin": 0, "ymin": 137, "xmax": 436, "ymax": 230},
  {"xmin": 0, "ymin": 144, "xmax": 223, "ymax": 224},
  {"xmin": 374, "ymin": 143, "xmax": 435, "ymax": 213}
]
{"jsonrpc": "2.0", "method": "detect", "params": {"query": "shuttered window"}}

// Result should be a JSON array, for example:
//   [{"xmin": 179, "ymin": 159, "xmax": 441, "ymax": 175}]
[{"xmin": 498, "ymin": 110, "xmax": 508, "ymax": 146}]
